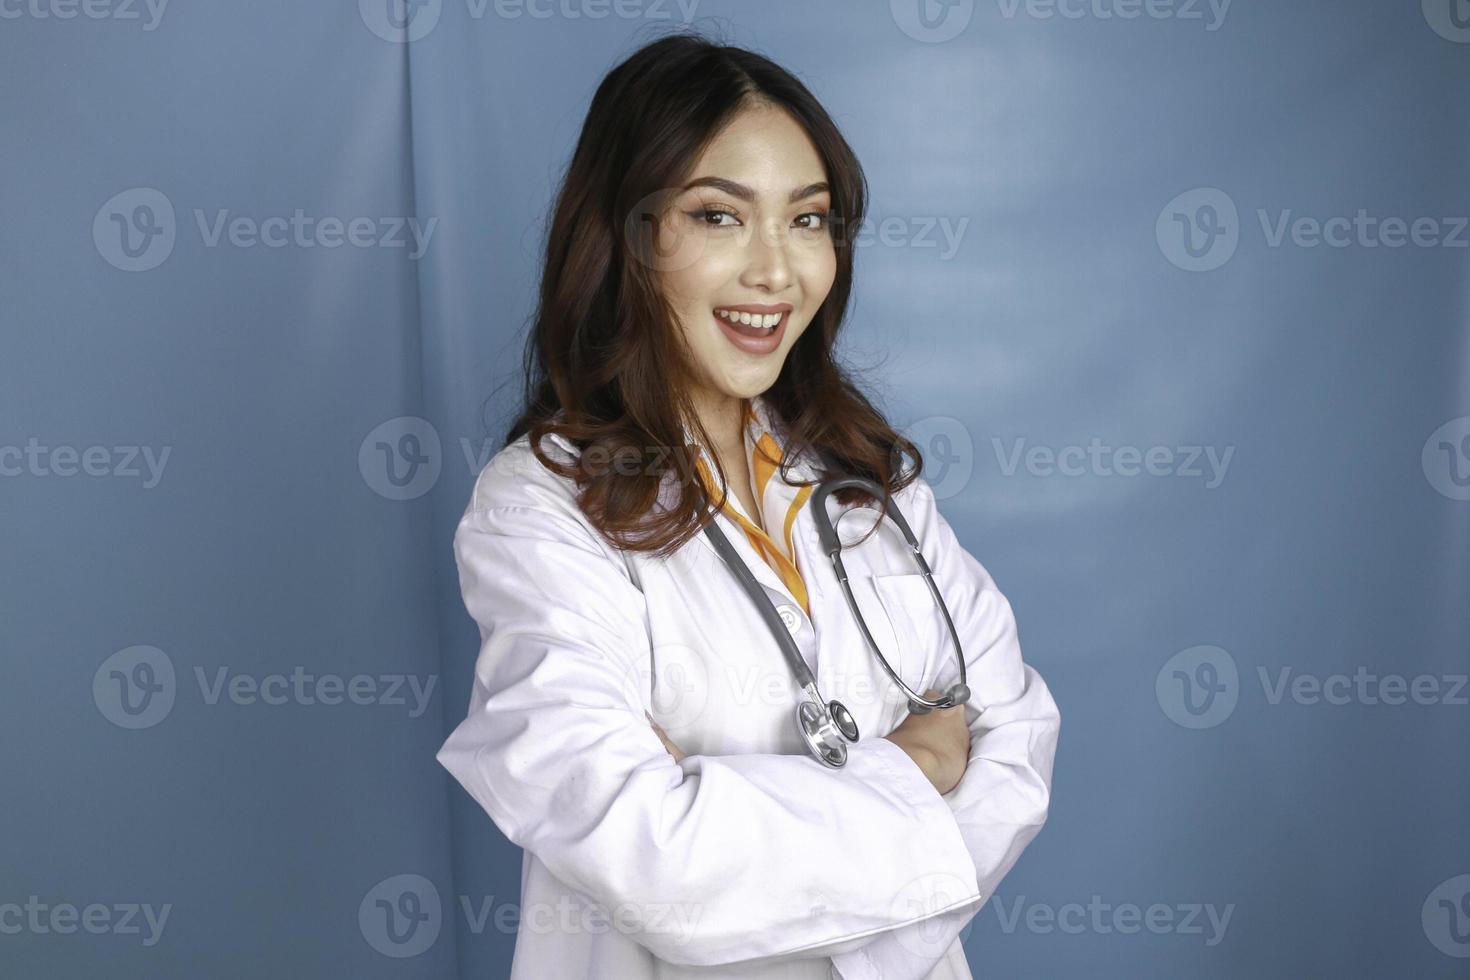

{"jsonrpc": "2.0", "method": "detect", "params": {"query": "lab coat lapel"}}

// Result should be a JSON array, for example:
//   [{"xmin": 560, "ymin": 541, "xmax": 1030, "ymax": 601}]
[
  {"xmin": 677, "ymin": 396, "xmax": 826, "ymax": 607},
  {"xmin": 689, "ymin": 403, "xmax": 842, "ymax": 687}
]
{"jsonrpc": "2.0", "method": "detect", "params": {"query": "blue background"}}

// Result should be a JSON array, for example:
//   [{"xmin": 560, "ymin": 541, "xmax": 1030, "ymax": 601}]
[{"xmin": 2, "ymin": 0, "xmax": 1467, "ymax": 977}]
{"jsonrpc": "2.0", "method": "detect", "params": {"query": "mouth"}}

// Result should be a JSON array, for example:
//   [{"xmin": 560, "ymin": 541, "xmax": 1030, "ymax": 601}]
[{"xmin": 712, "ymin": 306, "xmax": 790, "ymax": 355}]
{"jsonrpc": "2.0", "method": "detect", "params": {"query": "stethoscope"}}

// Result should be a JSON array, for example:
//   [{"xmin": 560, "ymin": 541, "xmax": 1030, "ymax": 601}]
[{"xmin": 701, "ymin": 474, "xmax": 972, "ymax": 769}]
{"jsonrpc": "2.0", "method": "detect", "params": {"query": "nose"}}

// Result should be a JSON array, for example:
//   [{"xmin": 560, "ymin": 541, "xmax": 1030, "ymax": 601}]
[{"xmin": 738, "ymin": 216, "xmax": 793, "ymax": 292}]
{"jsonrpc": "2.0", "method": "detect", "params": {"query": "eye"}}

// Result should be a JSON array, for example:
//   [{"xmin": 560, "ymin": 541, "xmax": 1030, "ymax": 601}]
[
  {"xmin": 795, "ymin": 210, "xmax": 832, "ymax": 232},
  {"xmin": 689, "ymin": 206, "xmax": 741, "ymax": 228}
]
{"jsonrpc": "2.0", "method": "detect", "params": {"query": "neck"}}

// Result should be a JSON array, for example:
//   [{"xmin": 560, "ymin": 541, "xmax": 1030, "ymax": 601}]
[{"xmin": 686, "ymin": 388, "xmax": 748, "ymax": 454}]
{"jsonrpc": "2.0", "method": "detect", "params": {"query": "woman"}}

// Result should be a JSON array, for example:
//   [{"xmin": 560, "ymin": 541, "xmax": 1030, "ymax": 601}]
[{"xmin": 436, "ymin": 30, "xmax": 1061, "ymax": 980}]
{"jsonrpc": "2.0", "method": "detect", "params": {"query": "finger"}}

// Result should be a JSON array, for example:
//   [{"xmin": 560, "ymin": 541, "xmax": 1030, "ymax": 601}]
[{"xmin": 646, "ymin": 713, "xmax": 685, "ymax": 760}]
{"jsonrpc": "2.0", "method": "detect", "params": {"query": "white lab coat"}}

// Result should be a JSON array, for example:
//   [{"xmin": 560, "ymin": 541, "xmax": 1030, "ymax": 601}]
[{"xmin": 436, "ymin": 396, "xmax": 1061, "ymax": 979}]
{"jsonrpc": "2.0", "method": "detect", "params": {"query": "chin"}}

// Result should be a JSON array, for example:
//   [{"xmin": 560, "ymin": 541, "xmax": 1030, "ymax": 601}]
[{"xmin": 717, "ymin": 372, "xmax": 780, "ymax": 400}]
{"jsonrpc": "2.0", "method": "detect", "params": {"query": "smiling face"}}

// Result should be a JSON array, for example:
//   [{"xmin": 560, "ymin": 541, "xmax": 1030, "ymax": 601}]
[{"xmin": 654, "ymin": 101, "xmax": 838, "ymax": 435}]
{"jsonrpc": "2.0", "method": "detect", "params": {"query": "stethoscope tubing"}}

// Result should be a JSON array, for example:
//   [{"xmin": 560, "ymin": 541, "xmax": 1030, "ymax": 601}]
[{"xmin": 699, "ymin": 472, "xmax": 973, "ymax": 767}]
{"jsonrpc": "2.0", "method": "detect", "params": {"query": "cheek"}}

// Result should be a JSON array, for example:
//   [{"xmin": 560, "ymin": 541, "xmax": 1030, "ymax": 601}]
[
  {"xmin": 801, "ymin": 239, "xmax": 837, "ymax": 290},
  {"xmin": 800, "ymin": 250, "xmax": 837, "ymax": 318},
  {"xmin": 785, "ymin": 315, "xmax": 814, "ymax": 352},
  {"xmin": 819, "ymin": 249, "xmax": 838, "ymax": 292},
  {"xmin": 663, "ymin": 256, "xmax": 739, "ymax": 318}
]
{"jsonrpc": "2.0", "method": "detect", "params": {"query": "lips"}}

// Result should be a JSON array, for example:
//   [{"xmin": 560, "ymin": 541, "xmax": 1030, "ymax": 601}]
[{"xmin": 713, "ymin": 308, "xmax": 786, "ymax": 355}]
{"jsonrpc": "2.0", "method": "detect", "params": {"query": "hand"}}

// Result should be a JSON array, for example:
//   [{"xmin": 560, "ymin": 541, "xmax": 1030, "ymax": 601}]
[
  {"xmin": 883, "ymin": 689, "xmax": 971, "ymax": 795},
  {"xmin": 646, "ymin": 711, "xmax": 686, "ymax": 763}
]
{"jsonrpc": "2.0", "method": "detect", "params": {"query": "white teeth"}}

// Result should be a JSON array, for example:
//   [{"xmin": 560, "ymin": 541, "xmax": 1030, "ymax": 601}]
[{"xmin": 715, "ymin": 308, "xmax": 783, "ymax": 331}]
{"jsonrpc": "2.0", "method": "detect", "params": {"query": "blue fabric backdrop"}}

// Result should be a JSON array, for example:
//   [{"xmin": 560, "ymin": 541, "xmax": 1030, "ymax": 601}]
[{"xmin": 2, "ymin": 1, "xmax": 1467, "ymax": 977}]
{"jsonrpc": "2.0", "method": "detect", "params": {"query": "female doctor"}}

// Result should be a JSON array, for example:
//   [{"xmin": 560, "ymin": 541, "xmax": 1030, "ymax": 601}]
[{"xmin": 436, "ymin": 31, "xmax": 1061, "ymax": 980}]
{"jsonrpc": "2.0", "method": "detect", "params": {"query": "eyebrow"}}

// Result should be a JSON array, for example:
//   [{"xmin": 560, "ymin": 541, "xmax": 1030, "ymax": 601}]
[{"xmin": 681, "ymin": 176, "xmax": 831, "ymax": 204}]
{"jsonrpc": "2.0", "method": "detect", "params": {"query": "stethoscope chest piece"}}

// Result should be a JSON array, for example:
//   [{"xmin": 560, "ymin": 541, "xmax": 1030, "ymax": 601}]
[
  {"xmin": 797, "ymin": 699, "xmax": 851, "ymax": 769},
  {"xmin": 828, "ymin": 698, "xmax": 858, "ymax": 741}
]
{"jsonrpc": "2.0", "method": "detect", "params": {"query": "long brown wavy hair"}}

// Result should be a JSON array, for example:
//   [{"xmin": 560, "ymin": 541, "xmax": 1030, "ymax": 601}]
[{"xmin": 506, "ymin": 29, "xmax": 923, "ymax": 559}]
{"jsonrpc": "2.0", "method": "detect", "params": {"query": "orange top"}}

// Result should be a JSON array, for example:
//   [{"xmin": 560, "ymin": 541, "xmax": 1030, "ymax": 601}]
[{"xmin": 692, "ymin": 399, "xmax": 814, "ymax": 616}]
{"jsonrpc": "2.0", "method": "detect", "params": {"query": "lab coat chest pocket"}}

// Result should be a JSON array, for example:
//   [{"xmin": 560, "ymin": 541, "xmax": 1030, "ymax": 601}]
[{"xmin": 869, "ymin": 572, "xmax": 947, "ymax": 696}]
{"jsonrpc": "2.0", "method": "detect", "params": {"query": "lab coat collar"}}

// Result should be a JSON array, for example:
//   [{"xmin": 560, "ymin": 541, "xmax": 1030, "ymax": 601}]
[
  {"xmin": 537, "ymin": 395, "xmax": 826, "ymax": 659},
  {"xmin": 536, "ymin": 394, "xmax": 823, "ymax": 560},
  {"xmin": 537, "ymin": 394, "xmax": 804, "ymax": 469},
  {"xmin": 674, "ymin": 393, "xmax": 820, "ymax": 506}
]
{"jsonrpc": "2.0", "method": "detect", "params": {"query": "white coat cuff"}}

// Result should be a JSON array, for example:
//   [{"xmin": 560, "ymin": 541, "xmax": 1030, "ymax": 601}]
[
  {"xmin": 824, "ymin": 738, "xmax": 982, "ymax": 980},
  {"xmin": 858, "ymin": 736, "xmax": 943, "ymax": 809}
]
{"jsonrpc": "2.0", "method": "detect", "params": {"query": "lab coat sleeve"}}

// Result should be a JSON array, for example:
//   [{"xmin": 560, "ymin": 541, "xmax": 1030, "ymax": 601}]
[
  {"xmin": 436, "ymin": 494, "xmax": 983, "ymax": 968},
  {"xmin": 829, "ymin": 478, "xmax": 1061, "ymax": 980}
]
